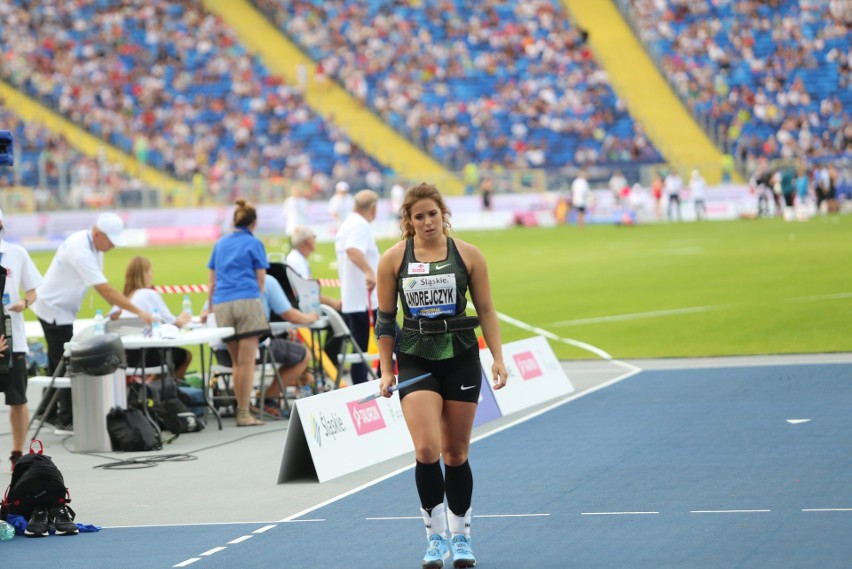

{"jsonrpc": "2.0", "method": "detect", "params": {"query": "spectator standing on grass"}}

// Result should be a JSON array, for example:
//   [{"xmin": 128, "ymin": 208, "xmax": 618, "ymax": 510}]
[
  {"xmin": 609, "ymin": 170, "xmax": 628, "ymax": 206},
  {"xmin": 207, "ymin": 199, "xmax": 269, "ymax": 427},
  {"xmin": 283, "ymin": 187, "xmax": 309, "ymax": 237},
  {"xmin": 571, "ymin": 170, "xmax": 590, "ymax": 228},
  {"xmin": 328, "ymin": 181, "xmax": 354, "ymax": 229},
  {"xmin": 774, "ymin": 164, "xmax": 797, "ymax": 222},
  {"xmin": 390, "ymin": 182, "xmax": 406, "ymax": 220},
  {"xmin": 32, "ymin": 213, "xmax": 152, "ymax": 434},
  {"xmin": 651, "ymin": 172, "xmax": 664, "ymax": 220},
  {"xmin": 480, "ymin": 176, "xmax": 494, "ymax": 211},
  {"xmin": 665, "ymin": 170, "xmax": 683, "ymax": 221},
  {"xmin": 689, "ymin": 170, "xmax": 707, "ymax": 221},
  {"xmin": 0, "ymin": 209, "xmax": 43, "ymax": 471},
  {"xmin": 334, "ymin": 190, "xmax": 380, "ymax": 385},
  {"xmin": 795, "ymin": 165, "xmax": 811, "ymax": 221}
]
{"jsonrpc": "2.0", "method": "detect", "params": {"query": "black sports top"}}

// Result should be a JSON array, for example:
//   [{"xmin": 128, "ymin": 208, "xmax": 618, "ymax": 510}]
[{"xmin": 396, "ymin": 237, "xmax": 478, "ymax": 360}]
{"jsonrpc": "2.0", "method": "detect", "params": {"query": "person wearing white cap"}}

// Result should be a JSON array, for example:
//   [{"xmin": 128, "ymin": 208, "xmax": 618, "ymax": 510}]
[
  {"xmin": 31, "ymin": 212, "xmax": 153, "ymax": 434},
  {"xmin": 328, "ymin": 181, "xmax": 354, "ymax": 229},
  {"xmin": 0, "ymin": 209, "xmax": 44, "ymax": 471}
]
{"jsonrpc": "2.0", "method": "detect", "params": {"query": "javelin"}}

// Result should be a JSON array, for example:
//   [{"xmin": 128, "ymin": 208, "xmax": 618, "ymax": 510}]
[{"xmin": 356, "ymin": 373, "xmax": 432, "ymax": 404}]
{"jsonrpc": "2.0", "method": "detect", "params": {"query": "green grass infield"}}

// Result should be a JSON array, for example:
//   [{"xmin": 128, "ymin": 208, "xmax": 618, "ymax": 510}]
[{"xmin": 25, "ymin": 215, "xmax": 852, "ymax": 361}]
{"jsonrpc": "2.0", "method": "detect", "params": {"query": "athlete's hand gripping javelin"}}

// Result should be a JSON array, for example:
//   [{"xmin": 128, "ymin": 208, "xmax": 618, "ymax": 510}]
[{"xmin": 358, "ymin": 372, "xmax": 432, "ymax": 403}]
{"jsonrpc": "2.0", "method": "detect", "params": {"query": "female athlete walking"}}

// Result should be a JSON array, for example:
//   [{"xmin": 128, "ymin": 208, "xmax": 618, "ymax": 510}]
[{"xmin": 375, "ymin": 183, "xmax": 508, "ymax": 568}]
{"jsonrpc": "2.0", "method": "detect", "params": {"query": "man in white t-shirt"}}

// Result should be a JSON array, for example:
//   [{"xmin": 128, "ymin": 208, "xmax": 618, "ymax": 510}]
[
  {"xmin": 31, "ymin": 213, "xmax": 153, "ymax": 433},
  {"xmin": 328, "ymin": 181, "xmax": 354, "ymax": 229},
  {"xmin": 0, "ymin": 209, "xmax": 44, "ymax": 470},
  {"xmin": 334, "ymin": 190, "xmax": 379, "ymax": 384},
  {"xmin": 571, "ymin": 171, "xmax": 590, "ymax": 228}
]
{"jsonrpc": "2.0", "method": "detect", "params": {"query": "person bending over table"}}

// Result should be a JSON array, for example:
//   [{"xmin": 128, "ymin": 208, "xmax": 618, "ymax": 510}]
[{"xmin": 31, "ymin": 213, "xmax": 153, "ymax": 434}]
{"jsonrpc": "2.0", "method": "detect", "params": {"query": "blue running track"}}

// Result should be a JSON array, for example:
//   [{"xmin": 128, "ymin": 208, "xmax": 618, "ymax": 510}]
[{"xmin": 3, "ymin": 362, "xmax": 851, "ymax": 568}]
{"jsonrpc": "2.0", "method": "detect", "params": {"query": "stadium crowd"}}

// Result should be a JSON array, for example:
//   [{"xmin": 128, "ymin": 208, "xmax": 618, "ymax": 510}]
[
  {"xmin": 624, "ymin": 0, "xmax": 852, "ymax": 174},
  {"xmin": 0, "ymin": 104, "xmax": 140, "ymax": 210},
  {"xmin": 0, "ymin": 0, "xmax": 385, "ymax": 199},
  {"xmin": 253, "ymin": 0, "xmax": 661, "ymax": 170}
]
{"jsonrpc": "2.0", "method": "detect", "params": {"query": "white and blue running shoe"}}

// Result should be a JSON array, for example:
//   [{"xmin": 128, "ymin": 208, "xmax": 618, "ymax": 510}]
[
  {"xmin": 422, "ymin": 533, "xmax": 450, "ymax": 568},
  {"xmin": 450, "ymin": 535, "xmax": 476, "ymax": 568}
]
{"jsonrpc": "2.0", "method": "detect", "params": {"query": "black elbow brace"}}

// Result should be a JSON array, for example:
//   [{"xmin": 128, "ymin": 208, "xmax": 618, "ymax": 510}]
[{"xmin": 375, "ymin": 309, "xmax": 397, "ymax": 339}]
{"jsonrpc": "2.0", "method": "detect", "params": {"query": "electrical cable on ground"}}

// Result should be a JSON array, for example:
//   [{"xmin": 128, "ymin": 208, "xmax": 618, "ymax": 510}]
[{"xmin": 53, "ymin": 425, "xmax": 287, "ymax": 470}]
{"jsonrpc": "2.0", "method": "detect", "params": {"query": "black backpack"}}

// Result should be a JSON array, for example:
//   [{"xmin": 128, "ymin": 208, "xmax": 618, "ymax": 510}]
[
  {"xmin": 128, "ymin": 380, "xmax": 204, "ymax": 435},
  {"xmin": 1, "ymin": 440, "xmax": 70, "ymax": 520},
  {"xmin": 106, "ymin": 406, "xmax": 163, "ymax": 452}
]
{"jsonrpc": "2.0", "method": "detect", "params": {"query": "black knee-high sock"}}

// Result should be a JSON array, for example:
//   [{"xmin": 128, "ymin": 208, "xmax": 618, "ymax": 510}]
[
  {"xmin": 444, "ymin": 460, "xmax": 473, "ymax": 515},
  {"xmin": 415, "ymin": 460, "xmax": 444, "ymax": 512}
]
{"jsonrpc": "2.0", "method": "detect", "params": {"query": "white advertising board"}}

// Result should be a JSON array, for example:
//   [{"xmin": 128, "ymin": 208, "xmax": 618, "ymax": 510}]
[
  {"xmin": 278, "ymin": 380, "xmax": 414, "ymax": 483},
  {"xmin": 479, "ymin": 335, "xmax": 574, "ymax": 416}
]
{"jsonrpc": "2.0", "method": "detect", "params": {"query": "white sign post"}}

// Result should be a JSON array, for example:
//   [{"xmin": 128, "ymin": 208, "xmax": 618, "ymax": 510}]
[
  {"xmin": 480, "ymin": 335, "xmax": 574, "ymax": 416},
  {"xmin": 278, "ymin": 381, "xmax": 414, "ymax": 483}
]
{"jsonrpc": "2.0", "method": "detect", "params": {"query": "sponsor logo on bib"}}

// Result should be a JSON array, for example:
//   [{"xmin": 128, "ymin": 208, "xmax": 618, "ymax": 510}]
[{"xmin": 408, "ymin": 263, "xmax": 429, "ymax": 275}]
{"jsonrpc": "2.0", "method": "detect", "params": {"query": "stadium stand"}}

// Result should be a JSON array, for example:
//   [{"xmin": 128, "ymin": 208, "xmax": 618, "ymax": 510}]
[
  {"xmin": 0, "ymin": 0, "xmax": 387, "ymax": 198},
  {"xmin": 252, "ymin": 0, "xmax": 662, "ymax": 170},
  {"xmin": 621, "ymin": 0, "xmax": 852, "ymax": 174}
]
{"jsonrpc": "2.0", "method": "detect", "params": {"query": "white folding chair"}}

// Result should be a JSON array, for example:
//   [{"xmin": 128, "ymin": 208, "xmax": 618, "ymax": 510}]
[{"xmin": 319, "ymin": 304, "xmax": 379, "ymax": 388}]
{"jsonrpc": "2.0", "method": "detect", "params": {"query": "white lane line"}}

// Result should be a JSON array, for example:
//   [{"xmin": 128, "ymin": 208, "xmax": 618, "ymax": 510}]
[
  {"xmin": 802, "ymin": 508, "xmax": 852, "ymax": 512},
  {"xmin": 252, "ymin": 525, "xmax": 277, "ymax": 534},
  {"xmin": 550, "ymin": 305, "xmax": 726, "ymax": 328},
  {"xmin": 107, "ymin": 520, "xmax": 291, "ymax": 529},
  {"xmin": 496, "ymin": 311, "xmax": 614, "ymax": 360},
  {"xmin": 367, "ymin": 513, "xmax": 550, "ymax": 521},
  {"xmin": 690, "ymin": 510, "xmax": 770, "ymax": 514},
  {"xmin": 581, "ymin": 512, "xmax": 659, "ymax": 516},
  {"xmin": 787, "ymin": 292, "xmax": 852, "ymax": 302},
  {"xmin": 200, "ymin": 547, "xmax": 227, "ymax": 556},
  {"xmin": 474, "ymin": 513, "xmax": 551, "ymax": 519},
  {"xmin": 173, "ymin": 560, "xmax": 201, "ymax": 568},
  {"xmin": 227, "ymin": 535, "xmax": 254, "ymax": 544}
]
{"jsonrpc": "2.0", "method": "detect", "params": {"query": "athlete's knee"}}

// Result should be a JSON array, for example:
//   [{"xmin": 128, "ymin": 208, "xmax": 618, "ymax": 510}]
[
  {"xmin": 442, "ymin": 449, "xmax": 469, "ymax": 467},
  {"xmin": 415, "ymin": 448, "xmax": 441, "ymax": 463}
]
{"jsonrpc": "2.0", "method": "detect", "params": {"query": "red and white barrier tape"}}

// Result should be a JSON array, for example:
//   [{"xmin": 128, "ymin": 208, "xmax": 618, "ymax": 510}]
[
  {"xmin": 153, "ymin": 284, "xmax": 209, "ymax": 294},
  {"xmin": 153, "ymin": 278, "xmax": 340, "ymax": 295}
]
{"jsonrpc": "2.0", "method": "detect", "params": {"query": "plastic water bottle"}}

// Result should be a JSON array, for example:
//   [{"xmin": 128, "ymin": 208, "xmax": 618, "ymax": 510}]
[
  {"xmin": 182, "ymin": 295, "xmax": 192, "ymax": 317},
  {"xmin": 151, "ymin": 308, "xmax": 162, "ymax": 339},
  {"xmin": 0, "ymin": 519, "xmax": 15, "ymax": 541},
  {"xmin": 93, "ymin": 308, "xmax": 105, "ymax": 335}
]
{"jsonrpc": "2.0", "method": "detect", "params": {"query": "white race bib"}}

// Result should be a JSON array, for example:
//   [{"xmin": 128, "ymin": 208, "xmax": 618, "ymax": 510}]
[{"xmin": 402, "ymin": 274, "xmax": 457, "ymax": 319}]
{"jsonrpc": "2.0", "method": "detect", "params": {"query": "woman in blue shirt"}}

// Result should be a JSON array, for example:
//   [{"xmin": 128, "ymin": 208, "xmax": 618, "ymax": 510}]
[{"xmin": 207, "ymin": 199, "xmax": 269, "ymax": 426}]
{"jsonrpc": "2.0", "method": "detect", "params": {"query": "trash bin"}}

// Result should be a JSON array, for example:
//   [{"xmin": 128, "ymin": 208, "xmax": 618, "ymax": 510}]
[{"xmin": 69, "ymin": 333, "xmax": 127, "ymax": 452}]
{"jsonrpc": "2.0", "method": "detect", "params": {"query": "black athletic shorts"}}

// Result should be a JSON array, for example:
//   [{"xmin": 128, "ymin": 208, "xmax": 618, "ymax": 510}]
[
  {"xmin": 1, "ymin": 353, "xmax": 28, "ymax": 406},
  {"xmin": 397, "ymin": 345, "xmax": 481, "ymax": 404}
]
